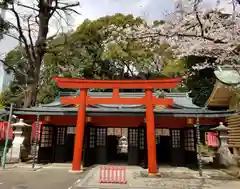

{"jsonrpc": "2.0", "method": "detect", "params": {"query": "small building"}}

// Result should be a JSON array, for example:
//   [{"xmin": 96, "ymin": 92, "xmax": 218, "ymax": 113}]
[
  {"xmin": 207, "ymin": 68, "xmax": 240, "ymax": 156},
  {"xmin": 6, "ymin": 77, "xmax": 234, "ymax": 174}
]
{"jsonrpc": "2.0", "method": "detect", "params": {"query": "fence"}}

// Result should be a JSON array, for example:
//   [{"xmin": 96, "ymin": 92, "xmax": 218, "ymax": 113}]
[{"xmin": 99, "ymin": 166, "xmax": 127, "ymax": 184}]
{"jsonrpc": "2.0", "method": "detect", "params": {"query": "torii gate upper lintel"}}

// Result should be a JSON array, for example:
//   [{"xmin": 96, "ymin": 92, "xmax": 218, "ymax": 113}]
[{"xmin": 53, "ymin": 77, "xmax": 181, "ymax": 174}]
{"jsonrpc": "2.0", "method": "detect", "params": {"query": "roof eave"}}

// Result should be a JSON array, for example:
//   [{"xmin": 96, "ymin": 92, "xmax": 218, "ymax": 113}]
[{"xmin": 10, "ymin": 107, "xmax": 235, "ymax": 118}]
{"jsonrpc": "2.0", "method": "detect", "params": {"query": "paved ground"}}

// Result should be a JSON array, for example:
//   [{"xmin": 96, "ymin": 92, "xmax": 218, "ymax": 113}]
[
  {"xmin": 0, "ymin": 164, "xmax": 88, "ymax": 189},
  {"xmin": 0, "ymin": 164, "xmax": 240, "ymax": 189}
]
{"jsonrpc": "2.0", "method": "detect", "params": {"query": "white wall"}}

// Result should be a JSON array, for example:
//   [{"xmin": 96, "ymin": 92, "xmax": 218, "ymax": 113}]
[
  {"xmin": 0, "ymin": 63, "xmax": 14, "ymax": 93},
  {"xmin": 0, "ymin": 64, "xmax": 4, "ymax": 92}
]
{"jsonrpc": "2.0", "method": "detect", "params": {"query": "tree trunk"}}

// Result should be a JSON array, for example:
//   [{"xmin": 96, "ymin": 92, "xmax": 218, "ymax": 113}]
[
  {"xmin": 23, "ymin": 84, "xmax": 38, "ymax": 108},
  {"xmin": 23, "ymin": 58, "xmax": 41, "ymax": 108}
]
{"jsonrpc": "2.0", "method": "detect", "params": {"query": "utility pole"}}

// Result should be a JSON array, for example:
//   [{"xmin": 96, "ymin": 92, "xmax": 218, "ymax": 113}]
[
  {"xmin": 32, "ymin": 114, "xmax": 40, "ymax": 169},
  {"xmin": 195, "ymin": 117, "xmax": 203, "ymax": 177}
]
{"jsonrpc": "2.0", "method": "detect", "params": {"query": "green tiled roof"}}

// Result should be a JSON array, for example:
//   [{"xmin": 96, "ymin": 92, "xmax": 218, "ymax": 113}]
[
  {"xmin": 0, "ymin": 109, "xmax": 8, "ymax": 119},
  {"xmin": 42, "ymin": 92, "xmax": 199, "ymax": 109},
  {"xmin": 214, "ymin": 69, "xmax": 240, "ymax": 85}
]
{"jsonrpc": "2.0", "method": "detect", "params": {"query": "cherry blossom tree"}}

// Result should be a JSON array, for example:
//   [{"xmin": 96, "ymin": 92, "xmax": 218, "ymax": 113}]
[{"xmin": 104, "ymin": 0, "xmax": 240, "ymax": 73}]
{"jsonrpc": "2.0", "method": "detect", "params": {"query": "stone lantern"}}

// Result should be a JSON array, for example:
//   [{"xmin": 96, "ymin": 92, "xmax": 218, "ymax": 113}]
[
  {"xmin": 211, "ymin": 122, "xmax": 236, "ymax": 168},
  {"xmin": 211, "ymin": 122, "xmax": 228, "ymax": 147},
  {"xmin": 8, "ymin": 119, "xmax": 31, "ymax": 162}
]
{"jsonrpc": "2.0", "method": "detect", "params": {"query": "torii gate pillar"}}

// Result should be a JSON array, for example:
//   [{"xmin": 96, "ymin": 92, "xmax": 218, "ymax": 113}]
[
  {"xmin": 145, "ymin": 89, "xmax": 157, "ymax": 173},
  {"xmin": 72, "ymin": 89, "xmax": 87, "ymax": 171}
]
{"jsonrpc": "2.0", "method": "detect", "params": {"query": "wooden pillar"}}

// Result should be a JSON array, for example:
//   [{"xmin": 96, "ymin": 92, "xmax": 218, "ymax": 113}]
[
  {"xmin": 72, "ymin": 88, "xmax": 87, "ymax": 171},
  {"xmin": 145, "ymin": 89, "xmax": 157, "ymax": 174}
]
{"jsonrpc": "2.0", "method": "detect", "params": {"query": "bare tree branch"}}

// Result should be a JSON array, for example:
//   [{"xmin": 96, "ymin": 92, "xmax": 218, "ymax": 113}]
[
  {"xmin": 0, "ymin": 58, "xmax": 27, "ymax": 77},
  {"xmin": 8, "ymin": 4, "xmax": 33, "ymax": 64},
  {"xmin": 133, "ymin": 31, "xmax": 226, "ymax": 44},
  {"xmin": 59, "ymin": 2, "xmax": 80, "ymax": 10},
  {"xmin": 194, "ymin": 0, "xmax": 204, "ymax": 37},
  {"xmin": 56, "ymin": 2, "xmax": 81, "ymax": 15},
  {"xmin": 1, "ymin": 0, "xmax": 81, "ymax": 107},
  {"xmin": 17, "ymin": 2, "xmax": 39, "ymax": 12},
  {"xmin": 27, "ymin": 15, "xmax": 36, "ymax": 60},
  {"xmin": 0, "ymin": 59, "xmax": 16, "ymax": 73}
]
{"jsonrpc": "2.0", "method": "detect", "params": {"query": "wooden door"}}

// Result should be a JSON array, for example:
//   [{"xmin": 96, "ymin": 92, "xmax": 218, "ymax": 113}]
[
  {"xmin": 96, "ymin": 127, "xmax": 107, "ymax": 164},
  {"xmin": 184, "ymin": 128, "xmax": 197, "ymax": 167},
  {"xmin": 38, "ymin": 125, "xmax": 54, "ymax": 163},
  {"xmin": 54, "ymin": 127, "xmax": 67, "ymax": 163},
  {"xmin": 156, "ymin": 129, "xmax": 171, "ymax": 164},
  {"xmin": 171, "ymin": 129, "xmax": 184, "ymax": 166},
  {"xmin": 139, "ymin": 127, "xmax": 147, "ymax": 168},
  {"xmin": 83, "ymin": 126, "xmax": 96, "ymax": 166},
  {"xmin": 128, "ymin": 128, "xmax": 139, "ymax": 165}
]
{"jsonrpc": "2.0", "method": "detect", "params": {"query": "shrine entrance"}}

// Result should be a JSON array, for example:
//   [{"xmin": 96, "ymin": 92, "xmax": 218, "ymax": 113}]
[
  {"xmin": 82, "ymin": 126, "xmax": 147, "ymax": 167},
  {"xmin": 107, "ymin": 128, "xmax": 128, "ymax": 164},
  {"xmin": 156, "ymin": 128, "xmax": 171, "ymax": 164},
  {"xmin": 53, "ymin": 77, "xmax": 181, "ymax": 173}
]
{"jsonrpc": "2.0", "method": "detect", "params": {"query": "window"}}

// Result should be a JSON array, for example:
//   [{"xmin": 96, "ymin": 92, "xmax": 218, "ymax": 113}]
[
  {"xmin": 89, "ymin": 127, "xmax": 95, "ymax": 148},
  {"xmin": 139, "ymin": 128, "xmax": 145, "ymax": 150},
  {"xmin": 128, "ymin": 128, "xmax": 138, "ymax": 147},
  {"xmin": 67, "ymin": 127, "xmax": 75, "ymax": 134},
  {"xmin": 56, "ymin": 127, "xmax": 66, "ymax": 145},
  {"xmin": 171, "ymin": 129, "xmax": 181, "ymax": 148},
  {"xmin": 96, "ymin": 128, "xmax": 106, "ymax": 147},
  {"xmin": 40, "ymin": 126, "xmax": 53, "ymax": 147},
  {"xmin": 184, "ymin": 129, "xmax": 195, "ymax": 151}
]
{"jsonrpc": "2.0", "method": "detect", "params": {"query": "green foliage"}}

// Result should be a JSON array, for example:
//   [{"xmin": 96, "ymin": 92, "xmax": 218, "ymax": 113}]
[
  {"xmin": 200, "ymin": 143, "xmax": 214, "ymax": 156},
  {"xmin": 39, "ymin": 14, "xmax": 152, "ymax": 103},
  {"xmin": 3, "ymin": 13, "xmax": 213, "ymax": 106},
  {"xmin": 184, "ymin": 56, "xmax": 216, "ymax": 107},
  {"xmin": 153, "ymin": 20, "xmax": 166, "ymax": 26}
]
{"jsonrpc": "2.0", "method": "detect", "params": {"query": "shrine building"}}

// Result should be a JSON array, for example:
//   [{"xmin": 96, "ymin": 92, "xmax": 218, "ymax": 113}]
[{"xmin": 9, "ymin": 77, "xmax": 234, "ymax": 174}]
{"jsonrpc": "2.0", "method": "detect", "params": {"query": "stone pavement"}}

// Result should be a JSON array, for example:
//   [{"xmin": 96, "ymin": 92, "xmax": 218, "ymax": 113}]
[
  {"xmin": 0, "ymin": 163, "xmax": 88, "ymax": 189},
  {"xmin": 0, "ymin": 163, "xmax": 240, "ymax": 189},
  {"xmin": 75, "ymin": 165, "xmax": 240, "ymax": 189}
]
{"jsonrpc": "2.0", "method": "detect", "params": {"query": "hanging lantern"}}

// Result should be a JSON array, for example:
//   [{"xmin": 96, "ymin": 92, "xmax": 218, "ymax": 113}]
[
  {"xmin": 187, "ymin": 118, "xmax": 193, "ymax": 125},
  {"xmin": 44, "ymin": 116, "xmax": 51, "ymax": 122},
  {"xmin": 86, "ymin": 117, "xmax": 92, "ymax": 123}
]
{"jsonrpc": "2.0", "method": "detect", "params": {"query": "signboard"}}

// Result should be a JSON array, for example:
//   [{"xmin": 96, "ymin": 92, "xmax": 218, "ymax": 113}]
[
  {"xmin": 155, "ymin": 128, "xmax": 170, "ymax": 136},
  {"xmin": 206, "ymin": 132, "xmax": 218, "ymax": 147}
]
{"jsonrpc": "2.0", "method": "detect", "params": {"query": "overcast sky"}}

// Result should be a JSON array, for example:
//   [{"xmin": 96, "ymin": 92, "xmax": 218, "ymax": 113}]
[{"xmin": 0, "ymin": 0, "xmax": 236, "ymax": 58}]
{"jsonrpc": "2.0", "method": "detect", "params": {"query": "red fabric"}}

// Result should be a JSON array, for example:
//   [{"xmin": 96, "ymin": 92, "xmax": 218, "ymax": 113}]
[
  {"xmin": 31, "ymin": 121, "xmax": 42, "ymax": 141},
  {"xmin": 0, "ymin": 122, "xmax": 13, "ymax": 140},
  {"xmin": 206, "ymin": 132, "xmax": 218, "ymax": 147}
]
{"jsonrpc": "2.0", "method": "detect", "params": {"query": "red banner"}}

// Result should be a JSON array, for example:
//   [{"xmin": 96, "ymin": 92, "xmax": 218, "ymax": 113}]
[
  {"xmin": 206, "ymin": 132, "xmax": 218, "ymax": 147},
  {"xmin": 0, "ymin": 122, "xmax": 13, "ymax": 140},
  {"xmin": 31, "ymin": 121, "xmax": 42, "ymax": 141}
]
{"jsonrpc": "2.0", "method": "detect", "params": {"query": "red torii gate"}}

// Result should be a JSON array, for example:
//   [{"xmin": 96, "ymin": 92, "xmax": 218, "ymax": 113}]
[{"xmin": 53, "ymin": 77, "xmax": 181, "ymax": 174}]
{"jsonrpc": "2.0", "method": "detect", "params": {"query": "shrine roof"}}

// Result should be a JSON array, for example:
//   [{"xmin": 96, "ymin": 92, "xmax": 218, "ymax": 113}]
[
  {"xmin": 9, "ymin": 106, "xmax": 234, "ymax": 118},
  {"xmin": 42, "ymin": 92, "xmax": 199, "ymax": 109},
  {"xmin": 0, "ymin": 108, "xmax": 8, "ymax": 119},
  {"xmin": 214, "ymin": 69, "xmax": 240, "ymax": 85}
]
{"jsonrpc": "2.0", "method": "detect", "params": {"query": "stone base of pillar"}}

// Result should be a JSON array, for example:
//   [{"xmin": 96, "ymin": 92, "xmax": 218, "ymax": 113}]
[
  {"xmin": 69, "ymin": 164, "xmax": 85, "ymax": 174},
  {"xmin": 68, "ymin": 169, "xmax": 84, "ymax": 174}
]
